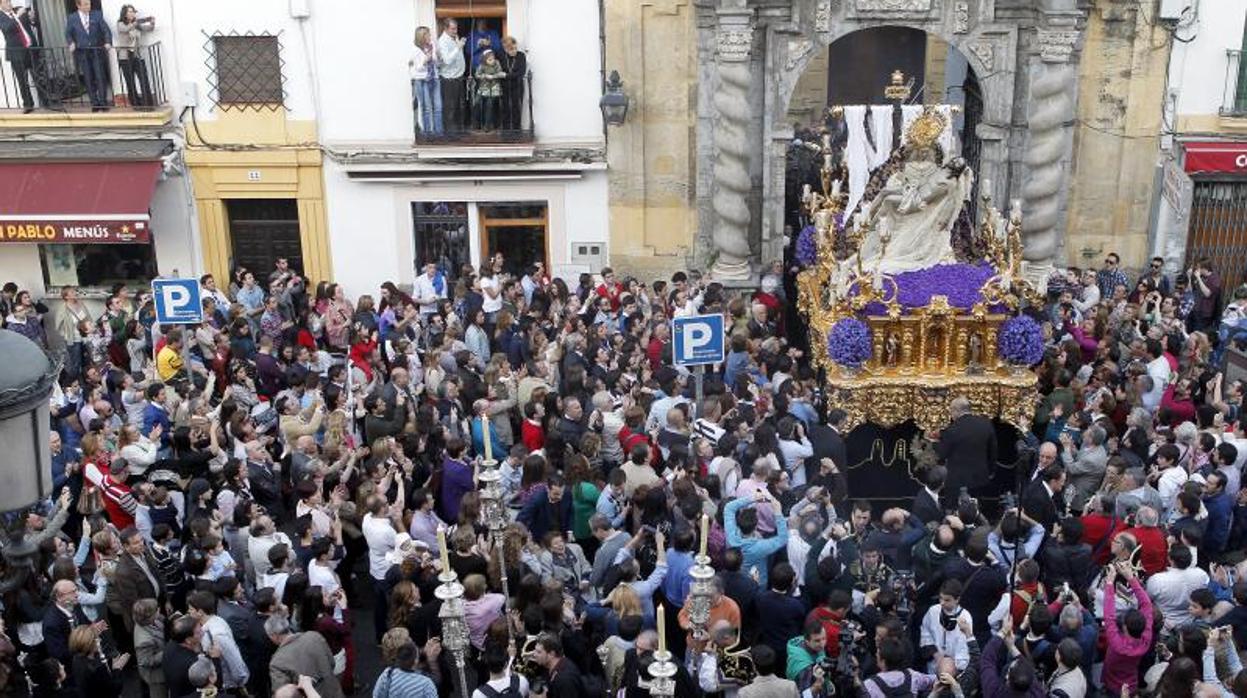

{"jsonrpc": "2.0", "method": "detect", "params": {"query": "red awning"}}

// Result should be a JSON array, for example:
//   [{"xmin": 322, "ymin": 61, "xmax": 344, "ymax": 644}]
[
  {"xmin": 1183, "ymin": 141, "xmax": 1247, "ymax": 175},
  {"xmin": 0, "ymin": 161, "xmax": 161, "ymax": 244}
]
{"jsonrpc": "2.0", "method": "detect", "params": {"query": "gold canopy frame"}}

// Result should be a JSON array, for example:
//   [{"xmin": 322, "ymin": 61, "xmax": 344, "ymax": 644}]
[{"xmin": 796, "ymin": 113, "xmax": 1043, "ymax": 433}]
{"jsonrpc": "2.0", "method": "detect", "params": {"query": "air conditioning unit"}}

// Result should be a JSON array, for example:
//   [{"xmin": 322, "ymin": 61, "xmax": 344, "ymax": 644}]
[{"xmin": 1158, "ymin": 0, "xmax": 1188, "ymax": 21}]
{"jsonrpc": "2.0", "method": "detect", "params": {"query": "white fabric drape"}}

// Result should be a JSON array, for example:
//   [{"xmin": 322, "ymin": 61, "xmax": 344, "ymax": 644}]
[{"xmin": 842, "ymin": 104, "xmax": 957, "ymax": 215}]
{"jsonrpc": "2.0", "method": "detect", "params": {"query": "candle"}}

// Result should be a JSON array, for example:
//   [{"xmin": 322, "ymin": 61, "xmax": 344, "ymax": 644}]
[
  {"xmin": 699, "ymin": 514, "xmax": 709, "ymax": 557},
  {"xmin": 982, "ymin": 179, "xmax": 993, "ymax": 197},
  {"xmin": 802, "ymin": 183, "xmax": 812, "ymax": 201},
  {"xmin": 831, "ymin": 179, "xmax": 841, "ymax": 198},
  {"xmin": 437, "ymin": 526, "xmax": 450, "ymax": 571},
  {"xmin": 657, "ymin": 605, "xmax": 667, "ymax": 655},
  {"xmin": 482, "ymin": 418, "xmax": 492, "ymax": 462}
]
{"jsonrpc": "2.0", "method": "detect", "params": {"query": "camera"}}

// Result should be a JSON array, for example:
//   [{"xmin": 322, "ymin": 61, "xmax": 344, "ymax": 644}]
[
  {"xmin": 1001, "ymin": 491, "xmax": 1018, "ymax": 511},
  {"xmin": 891, "ymin": 570, "xmax": 915, "ymax": 619}
]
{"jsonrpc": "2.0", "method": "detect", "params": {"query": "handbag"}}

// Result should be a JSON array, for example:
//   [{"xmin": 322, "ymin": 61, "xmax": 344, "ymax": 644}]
[{"xmin": 77, "ymin": 485, "xmax": 103, "ymax": 516}]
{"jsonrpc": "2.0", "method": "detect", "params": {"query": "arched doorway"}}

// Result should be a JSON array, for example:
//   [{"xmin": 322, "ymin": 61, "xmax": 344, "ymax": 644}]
[
  {"xmin": 783, "ymin": 26, "xmax": 986, "ymax": 237},
  {"xmin": 780, "ymin": 26, "xmax": 989, "ymax": 349}
]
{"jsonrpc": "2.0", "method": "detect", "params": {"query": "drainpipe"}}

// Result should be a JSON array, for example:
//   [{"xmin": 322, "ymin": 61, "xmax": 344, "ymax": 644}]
[{"xmin": 599, "ymin": 0, "xmax": 608, "ymax": 138}]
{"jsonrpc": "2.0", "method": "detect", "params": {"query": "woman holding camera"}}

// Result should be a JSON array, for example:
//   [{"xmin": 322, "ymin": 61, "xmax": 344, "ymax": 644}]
[{"xmin": 115, "ymin": 5, "xmax": 155, "ymax": 107}]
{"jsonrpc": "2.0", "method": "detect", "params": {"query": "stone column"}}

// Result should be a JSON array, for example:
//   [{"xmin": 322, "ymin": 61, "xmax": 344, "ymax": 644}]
[
  {"xmin": 1021, "ymin": 20, "xmax": 1081, "ymax": 289},
  {"xmin": 710, "ymin": 0, "xmax": 754, "ymax": 282}
]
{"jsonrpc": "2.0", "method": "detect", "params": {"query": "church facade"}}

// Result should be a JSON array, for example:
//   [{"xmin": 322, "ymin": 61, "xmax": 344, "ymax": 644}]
[{"xmin": 603, "ymin": 0, "xmax": 1169, "ymax": 282}]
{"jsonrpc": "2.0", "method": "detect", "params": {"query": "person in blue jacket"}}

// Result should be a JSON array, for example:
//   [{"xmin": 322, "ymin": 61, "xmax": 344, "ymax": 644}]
[{"xmin": 723, "ymin": 491, "xmax": 788, "ymax": 588}]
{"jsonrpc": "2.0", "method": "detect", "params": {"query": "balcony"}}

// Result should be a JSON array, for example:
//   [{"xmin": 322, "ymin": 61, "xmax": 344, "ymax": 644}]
[
  {"xmin": 1222, "ymin": 49, "xmax": 1247, "ymax": 117},
  {"xmin": 0, "ymin": 42, "xmax": 171, "ymax": 128},
  {"xmin": 414, "ymin": 71, "xmax": 533, "ymax": 155}
]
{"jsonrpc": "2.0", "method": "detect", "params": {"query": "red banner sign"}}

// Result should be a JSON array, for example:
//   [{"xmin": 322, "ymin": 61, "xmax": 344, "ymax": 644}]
[
  {"xmin": 1184, "ymin": 141, "xmax": 1247, "ymax": 174},
  {"xmin": 0, "ymin": 219, "xmax": 151, "ymax": 244}
]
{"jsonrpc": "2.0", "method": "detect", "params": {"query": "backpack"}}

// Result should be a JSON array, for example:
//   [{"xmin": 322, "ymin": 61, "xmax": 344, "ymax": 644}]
[
  {"xmin": 477, "ymin": 675, "xmax": 523, "ymax": 698},
  {"xmin": 868, "ymin": 671, "xmax": 913, "ymax": 698}
]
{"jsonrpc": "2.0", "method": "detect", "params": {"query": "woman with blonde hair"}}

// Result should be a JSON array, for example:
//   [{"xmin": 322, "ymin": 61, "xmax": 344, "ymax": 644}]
[
  {"xmin": 408, "ymin": 25, "xmax": 443, "ymax": 135},
  {"xmin": 585, "ymin": 584, "xmax": 641, "ymax": 636},
  {"xmin": 69, "ymin": 624, "xmax": 127, "ymax": 698}
]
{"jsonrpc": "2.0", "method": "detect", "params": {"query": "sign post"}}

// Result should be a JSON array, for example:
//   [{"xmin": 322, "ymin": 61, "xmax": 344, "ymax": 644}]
[
  {"xmin": 151, "ymin": 278, "xmax": 204, "ymax": 325},
  {"xmin": 672, "ymin": 314, "xmax": 726, "ymax": 420}
]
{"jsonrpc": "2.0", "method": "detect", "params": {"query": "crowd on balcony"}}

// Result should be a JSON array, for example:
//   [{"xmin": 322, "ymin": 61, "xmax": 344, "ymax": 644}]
[
  {"xmin": 0, "ymin": 0, "xmax": 156, "ymax": 112},
  {"xmin": 410, "ymin": 18, "xmax": 528, "ymax": 137}
]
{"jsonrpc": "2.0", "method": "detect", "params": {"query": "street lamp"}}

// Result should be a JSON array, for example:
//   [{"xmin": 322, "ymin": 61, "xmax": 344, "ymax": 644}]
[
  {"xmin": 0, "ymin": 329, "xmax": 60, "ymax": 592},
  {"xmin": 600, "ymin": 70, "xmax": 629, "ymax": 126}
]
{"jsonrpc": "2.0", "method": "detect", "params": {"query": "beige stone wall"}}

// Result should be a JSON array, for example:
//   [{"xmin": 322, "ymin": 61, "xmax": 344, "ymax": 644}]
[
  {"xmin": 603, "ymin": 0, "xmax": 699, "ymax": 279},
  {"xmin": 1063, "ymin": 4, "xmax": 1169, "ymax": 270},
  {"xmin": 786, "ymin": 49, "xmax": 830, "ymax": 127},
  {"xmin": 924, "ymin": 35, "xmax": 948, "ymax": 106}
]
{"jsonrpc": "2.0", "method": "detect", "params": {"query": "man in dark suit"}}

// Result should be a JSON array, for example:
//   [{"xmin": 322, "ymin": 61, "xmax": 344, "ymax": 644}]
[
  {"xmin": 517, "ymin": 474, "xmax": 573, "ymax": 542},
  {"xmin": 106, "ymin": 527, "xmax": 167, "ymax": 635},
  {"xmin": 823, "ymin": 408, "xmax": 848, "ymax": 472},
  {"xmin": 1023, "ymin": 463, "xmax": 1068, "ymax": 529},
  {"xmin": 42, "ymin": 579, "xmax": 95, "ymax": 664},
  {"xmin": 913, "ymin": 465, "xmax": 946, "ymax": 525},
  {"xmin": 934, "ymin": 397, "xmax": 998, "ymax": 496},
  {"xmin": 0, "ymin": 0, "xmax": 38, "ymax": 112},
  {"xmin": 532, "ymin": 632, "xmax": 585, "ymax": 698},
  {"xmin": 64, "ymin": 0, "xmax": 112, "ymax": 110},
  {"xmin": 163, "ymin": 615, "xmax": 204, "ymax": 698}
]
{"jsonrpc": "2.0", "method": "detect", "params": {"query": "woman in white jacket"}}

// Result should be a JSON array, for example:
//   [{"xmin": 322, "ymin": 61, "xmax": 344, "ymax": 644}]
[{"xmin": 118, "ymin": 424, "xmax": 160, "ymax": 477}]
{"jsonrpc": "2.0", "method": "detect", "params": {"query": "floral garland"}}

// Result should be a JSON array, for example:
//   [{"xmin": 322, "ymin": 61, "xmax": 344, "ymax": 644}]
[
  {"xmin": 795, "ymin": 225, "xmax": 818, "ymax": 268},
  {"xmin": 828, "ymin": 318, "xmax": 873, "ymax": 368},
  {"xmin": 998, "ymin": 315, "xmax": 1044, "ymax": 366}
]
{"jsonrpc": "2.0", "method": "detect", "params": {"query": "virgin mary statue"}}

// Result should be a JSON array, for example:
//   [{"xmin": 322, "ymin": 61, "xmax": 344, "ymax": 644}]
[{"xmin": 839, "ymin": 109, "xmax": 974, "ymax": 285}]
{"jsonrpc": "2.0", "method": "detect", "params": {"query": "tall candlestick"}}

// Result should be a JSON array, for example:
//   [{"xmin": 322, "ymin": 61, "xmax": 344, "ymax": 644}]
[
  {"xmin": 438, "ymin": 526, "xmax": 450, "ymax": 571},
  {"xmin": 482, "ymin": 418, "xmax": 492, "ymax": 462},
  {"xmin": 699, "ymin": 514, "xmax": 709, "ymax": 557},
  {"xmin": 657, "ymin": 605, "xmax": 667, "ymax": 655}
]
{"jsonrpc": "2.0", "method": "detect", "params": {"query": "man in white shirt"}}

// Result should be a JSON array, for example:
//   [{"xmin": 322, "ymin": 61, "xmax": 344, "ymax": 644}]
[
  {"xmin": 1145, "ymin": 545, "xmax": 1209, "ymax": 631},
  {"xmin": 188, "ymin": 590, "xmax": 250, "ymax": 691},
  {"xmin": 1145, "ymin": 338, "xmax": 1171, "ymax": 408},
  {"xmin": 362, "ymin": 495, "xmax": 399, "ymax": 642},
  {"xmin": 1072, "ymin": 270, "xmax": 1100, "ymax": 315},
  {"xmin": 437, "ymin": 18, "xmax": 467, "ymax": 129},
  {"xmin": 413, "ymin": 263, "xmax": 445, "ymax": 317},
  {"xmin": 1152, "ymin": 444, "xmax": 1188, "ymax": 515}
]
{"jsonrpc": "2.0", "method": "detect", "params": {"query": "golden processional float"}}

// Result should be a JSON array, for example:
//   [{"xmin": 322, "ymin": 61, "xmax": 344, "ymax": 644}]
[{"xmin": 796, "ymin": 107, "xmax": 1042, "ymax": 433}]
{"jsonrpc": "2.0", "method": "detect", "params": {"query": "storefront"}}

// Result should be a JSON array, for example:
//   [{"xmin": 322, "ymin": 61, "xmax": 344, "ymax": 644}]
[
  {"xmin": 0, "ymin": 140, "xmax": 182, "ymax": 303},
  {"xmin": 1181, "ymin": 140, "xmax": 1247, "ymax": 292}
]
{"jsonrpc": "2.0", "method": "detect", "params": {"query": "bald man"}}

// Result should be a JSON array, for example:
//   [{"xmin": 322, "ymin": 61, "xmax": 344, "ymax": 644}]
[{"xmin": 43, "ymin": 579, "xmax": 98, "ymax": 663}]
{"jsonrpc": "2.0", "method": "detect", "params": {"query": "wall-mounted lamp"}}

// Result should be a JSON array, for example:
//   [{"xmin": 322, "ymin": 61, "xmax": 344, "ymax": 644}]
[{"xmin": 599, "ymin": 70, "xmax": 629, "ymax": 127}]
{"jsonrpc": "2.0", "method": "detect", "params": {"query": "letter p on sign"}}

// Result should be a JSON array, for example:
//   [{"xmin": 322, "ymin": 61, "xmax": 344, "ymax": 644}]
[
  {"xmin": 152, "ymin": 278, "xmax": 204, "ymax": 325},
  {"xmin": 672, "ymin": 314, "xmax": 725, "ymax": 367}
]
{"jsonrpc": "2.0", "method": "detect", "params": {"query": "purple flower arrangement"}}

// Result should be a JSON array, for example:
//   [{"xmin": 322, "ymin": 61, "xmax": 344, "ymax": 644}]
[
  {"xmin": 828, "ymin": 318, "xmax": 873, "ymax": 368},
  {"xmin": 858, "ymin": 262, "xmax": 1001, "ymax": 315},
  {"xmin": 998, "ymin": 315, "xmax": 1044, "ymax": 366},
  {"xmin": 796, "ymin": 225, "xmax": 818, "ymax": 268}
]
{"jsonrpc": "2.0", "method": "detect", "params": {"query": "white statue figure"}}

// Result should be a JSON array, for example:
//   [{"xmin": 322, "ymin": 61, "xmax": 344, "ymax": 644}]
[{"xmin": 839, "ymin": 110, "xmax": 974, "ymax": 284}]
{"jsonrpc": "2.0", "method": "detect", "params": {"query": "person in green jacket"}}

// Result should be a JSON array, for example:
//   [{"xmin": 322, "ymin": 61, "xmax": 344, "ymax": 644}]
[
  {"xmin": 786, "ymin": 619, "xmax": 827, "ymax": 682},
  {"xmin": 567, "ymin": 455, "xmax": 601, "ymax": 554}
]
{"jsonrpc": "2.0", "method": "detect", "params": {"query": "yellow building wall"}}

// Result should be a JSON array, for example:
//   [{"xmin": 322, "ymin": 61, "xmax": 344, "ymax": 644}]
[
  {"xmin": 184, "ymin": 109, "xmax": 332, "ymax": 284},
  {"xmin": 603, "ymin": 0, "xmax": 699, "ymax": 280},
  {"xmin": 1064, "ymin": 4, "xmax": 1170, "ymax": 270}
]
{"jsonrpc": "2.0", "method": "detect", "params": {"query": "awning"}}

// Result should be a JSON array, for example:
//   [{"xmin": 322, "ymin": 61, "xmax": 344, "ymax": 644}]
[
  {"xmin": 1183, "ymin": 141, "xmax": 1247, "ymax": 175},
  {"xmin": 0, "ymin": 161, "xmax": 162, "ymax": 244}
]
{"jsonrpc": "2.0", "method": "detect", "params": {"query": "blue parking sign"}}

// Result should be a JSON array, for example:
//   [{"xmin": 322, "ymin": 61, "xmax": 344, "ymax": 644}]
[
  {"xmin": 672, "ymin": 314, "xmax": 726, "ymax": 366},
  {"xmin": 152, "ymin": 278, "xmax": 204, "ymax": 325}
]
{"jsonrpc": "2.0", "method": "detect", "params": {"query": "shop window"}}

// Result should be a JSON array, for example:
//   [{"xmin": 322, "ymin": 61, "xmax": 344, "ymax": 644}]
[
  {"xmin": 413, "ymin": 202, "xmax": 470, "ymax": 284},
  {"xmin": 40, "ymin": 243, "xmax": 157, "ymax": 290},
  {"xmin": 207, "ymin": 33, "xmax": 286, "ymax": 110}
]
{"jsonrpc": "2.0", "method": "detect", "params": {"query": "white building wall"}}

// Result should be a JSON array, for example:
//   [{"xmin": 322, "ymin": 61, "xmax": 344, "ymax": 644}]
[{"xmin": 1168, "ymin": 2, "xmax": 1247, "ymax": 120}]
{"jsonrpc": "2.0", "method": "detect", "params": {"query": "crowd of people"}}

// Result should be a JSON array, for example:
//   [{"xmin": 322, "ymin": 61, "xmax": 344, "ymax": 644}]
[
  {"xmin": 0, "ymin": 247, "xmax": 1246, "ymax": 698},
  {"xmin": 410, "ymin": 17, "xmax": 528, "ymax": 136}
]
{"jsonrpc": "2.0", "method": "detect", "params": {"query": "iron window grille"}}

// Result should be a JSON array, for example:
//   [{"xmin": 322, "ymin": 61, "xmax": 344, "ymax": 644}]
[{"xmin": 203, "ymin": 31, "xmax": 286, "ymax": 111}]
